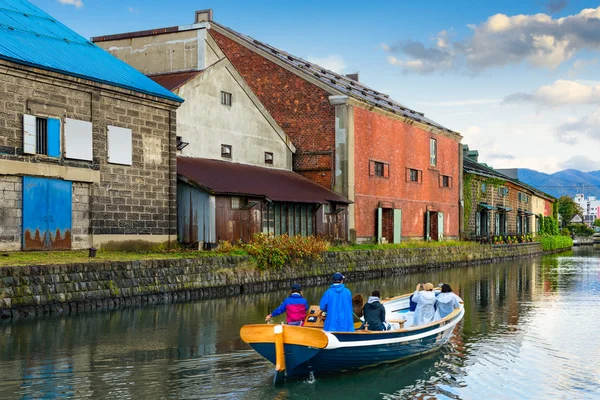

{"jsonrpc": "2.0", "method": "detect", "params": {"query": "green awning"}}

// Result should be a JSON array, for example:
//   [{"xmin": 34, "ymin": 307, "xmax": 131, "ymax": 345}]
[
  {"xmin": 497, "ymin": 206, "xmax": 512, "ymax": 212},
  {"xmin": 479, "ymin": 203, "xmax": 497, "ymax": 210}
]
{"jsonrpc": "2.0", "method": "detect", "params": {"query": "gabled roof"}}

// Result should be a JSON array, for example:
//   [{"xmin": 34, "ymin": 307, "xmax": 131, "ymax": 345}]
[
  {"xmin": 464, "ymin": 158, "xmax": 555, "ymax": 201},
  {"xmin": 0, "ymin": 0, "xmax": 182, "ymax": 103},
  {"xmin": 149, "ymin": 70, "xmax": 204, "ymax": 92},
  {"xmin": 209, "ymin": 22, "xmax": 457, "ymax": 135},
  {"xmin": 178, "ymin": 157, "xmax": 350, "ymax": 204}
]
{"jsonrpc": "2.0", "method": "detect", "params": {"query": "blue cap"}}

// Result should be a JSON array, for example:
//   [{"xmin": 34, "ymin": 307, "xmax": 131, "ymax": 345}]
[
  {"xmin": 291, "ymin": 283, "xmax": 302, "ymax": 291},
  {"xmin": 332, "ymin": 272, "xmax": 345, "ymax": 282}
]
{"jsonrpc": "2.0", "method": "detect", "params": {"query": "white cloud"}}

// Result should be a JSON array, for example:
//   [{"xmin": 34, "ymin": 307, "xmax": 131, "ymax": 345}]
[
  {"xmin": 417, "ymin": 99, "xmax": 500, "ymax": 107},
  {"xmin": 382, "ymin": 6, "xmax": 600, "ymax": 74},
  {"xmin": 559, "ymin": 155, "xmax": 600, "ymax": 171},
  {"xmin": 58, "ymin": 0, "xmax": 83, "ymax": 8},
  {"xmin": 504, "ymin": 79, "xmax": 600, "ymax": 106},
  {"xmin": 556, "ymin": 106, "xmax": 600, "ymax": 143},
  {"xmin": 306, "ymin": 55, "xmax": 346, "ymax": 74}
]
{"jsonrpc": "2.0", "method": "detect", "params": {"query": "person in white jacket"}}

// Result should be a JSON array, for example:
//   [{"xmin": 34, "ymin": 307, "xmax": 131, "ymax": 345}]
[
  {"xmin": 435, "ymin": 284, "xmax": 462, "ymax": 319},
  {"xmin": 412, "ymin": 282, "xmax": 438, "ymax": 326}
]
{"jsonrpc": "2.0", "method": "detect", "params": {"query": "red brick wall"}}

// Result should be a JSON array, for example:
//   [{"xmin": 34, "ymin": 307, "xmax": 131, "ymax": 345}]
[
  {"xmin": 353, "ymin": 107, "xmax": 460, "ymax": 239},
  {"xmin": 209, "ymin": 29, "xmax": 336, "ymax": 188}
]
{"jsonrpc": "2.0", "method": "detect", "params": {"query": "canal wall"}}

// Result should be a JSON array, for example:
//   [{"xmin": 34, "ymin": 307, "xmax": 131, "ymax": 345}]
[{"xmin": 0, "ymin": 243, "xmax": 554, "ymax": 320}]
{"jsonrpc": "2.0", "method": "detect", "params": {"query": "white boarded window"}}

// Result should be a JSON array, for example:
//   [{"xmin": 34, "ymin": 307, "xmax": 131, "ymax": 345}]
[
  {"xmin": 64, "ymin": 118, "xmax": 93, "ymax": 161},
  {"xmin": 107, "ymin": 125, "xmax": 132, "ymax": 165},
  {"xmin": 23, "ymin": 114, "xmax": 37, "ymax": 154}
]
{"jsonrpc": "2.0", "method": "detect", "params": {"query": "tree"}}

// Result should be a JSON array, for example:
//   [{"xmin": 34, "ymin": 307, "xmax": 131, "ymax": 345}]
[
  {"xmin": 557, "ymin": 196, "xmax": 583, "ymax": 227},
  {"xmin": 594, "ymin": 219, "xmax": 600, "ymax": 228}
]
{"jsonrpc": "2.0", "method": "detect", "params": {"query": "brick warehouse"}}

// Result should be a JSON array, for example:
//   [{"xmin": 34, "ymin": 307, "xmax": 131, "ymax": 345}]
[
  {"xmin": 94, "ymin": 10, "xmax": 463, "ymax": 242},
  {"xmin": 208, "ymin": 21, "xmax": 464, "ymax": 242},
  {"xmin": 0, "ymin": 0, "xmax": 182, "ymax": 251}
]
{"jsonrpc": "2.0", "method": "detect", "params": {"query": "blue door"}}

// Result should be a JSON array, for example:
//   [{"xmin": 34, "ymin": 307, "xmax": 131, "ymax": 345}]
[{"xmin": 23, "ymin": 177, "xmax": 72, "ymax": 250}]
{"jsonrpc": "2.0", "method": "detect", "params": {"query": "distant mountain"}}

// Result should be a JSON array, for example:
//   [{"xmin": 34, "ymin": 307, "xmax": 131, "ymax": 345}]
[{"xmin": 509, "ymin": 168, "xmax": 600, "ymax": 198}]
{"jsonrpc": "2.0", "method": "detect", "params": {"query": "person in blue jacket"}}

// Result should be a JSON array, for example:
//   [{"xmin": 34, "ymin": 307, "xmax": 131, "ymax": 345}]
[{"xmin": 319, "ymin": 272, "xmax": 354, "ymax": 332}]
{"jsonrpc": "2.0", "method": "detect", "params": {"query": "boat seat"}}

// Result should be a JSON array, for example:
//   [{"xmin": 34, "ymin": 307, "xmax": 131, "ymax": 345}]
[{"xmin": 386, "ymin": 319, "xmax": 406, "ymax": 329}]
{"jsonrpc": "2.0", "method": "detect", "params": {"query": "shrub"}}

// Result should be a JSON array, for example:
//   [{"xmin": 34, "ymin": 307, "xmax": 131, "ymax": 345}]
[
  {"xmin": 566, "ymin": 223, "xmax": 594, "ymax": 237},
  {"xmin": 244, "ymin": 234, "xmax": 329, "ymax": 270},
  {"xmin": 536, "ymin": 235, "xmax": 573, "ymax": 251}
]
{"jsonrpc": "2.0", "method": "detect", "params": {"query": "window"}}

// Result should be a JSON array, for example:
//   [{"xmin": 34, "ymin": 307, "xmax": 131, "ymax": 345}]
[
  {"xmin": 442, "ymin": 175, "xmax": 451, "ymax": 188},
  {"xmin": 231, "ymin": 197, "xmax": 243, "ymax": 209},
  {"xmin": 64, "ymin": 118, "xmax": 93, "ymax": 161},
  {"xmin": 23, "ymin": 114, "xmax": 60, "ymax": 157},
  {"xmin": 430, "ymin": 138, "xmax": 437, "ymax": 166},
  {"xmin": 369, "ymin": 160, "xmax": 389, "ymax": 178},
  {"xmin": 481, "ymin": 183, "xmax": 487, "ymax": 193},
  {"xmin": 410, "ymin": 169, "xmax": 419, "ymax": 182},
  {"xmin": 221, "ymin": 144, "xmax": 232, "ymax": 158},
  {"xmin": 264, "ymin": 152, "xmax": 274, "ymax": 164},
  {"xmin": 498, "ymin": 187, "xmax": 509, "ymax": 197},
  {"xmin": 176, "ymin": 136, "xmax": 189, "ymax": 151},
  {"xmin": 107, "ymin": 125, "xmax": 133, "ymax": 165},
  {"xmin": 221, "ymin": 91, "xmax": 232, "ymax": 106}
]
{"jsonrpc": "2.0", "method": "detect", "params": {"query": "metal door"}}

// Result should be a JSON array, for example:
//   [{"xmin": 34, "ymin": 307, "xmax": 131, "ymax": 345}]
[
  {"xmin": 437, "ymin": 212, "xmax": 444, "ymax": 241},
  {"xmin": 22, "ymin": 177, "xmax": 72, "ymax": 250},
  {"xmin": 393, "ymin": 209, "xmax": 402, "ymax": 244},
  {"xmin": 377, "ymin": 207, "xmax": 383, "ymax": 243}
]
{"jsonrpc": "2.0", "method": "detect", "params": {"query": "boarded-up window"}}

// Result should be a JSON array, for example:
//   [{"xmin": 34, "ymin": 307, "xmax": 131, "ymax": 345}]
[
  {"xmin": 107, "ymin": 125, "xmax": 133, "ymax": 165},
  {"xmin": 64, "ymin": 118, "xmax": 93, "ymax": 161}
]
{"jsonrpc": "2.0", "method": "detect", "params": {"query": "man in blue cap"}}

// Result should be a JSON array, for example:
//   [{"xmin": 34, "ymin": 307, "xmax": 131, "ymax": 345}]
[{"xmin": 319, "ymin": 272, "xmax": 354, "ymax": 332}]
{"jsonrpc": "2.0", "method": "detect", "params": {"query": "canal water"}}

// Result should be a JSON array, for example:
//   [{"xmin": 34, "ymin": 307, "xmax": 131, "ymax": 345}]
[{"xmin": 1, "ymin": 247, "xmax": 599, "ymax": 399}]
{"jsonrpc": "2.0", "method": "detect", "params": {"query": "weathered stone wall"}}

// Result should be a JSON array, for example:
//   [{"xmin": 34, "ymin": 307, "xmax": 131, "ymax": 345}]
[
  {"xmin": 0, "ymin": 176, "xmax": 22, "ymax": 251},
  {"xmin": 0, "ymin": 58, "xmax": 179, "ymax": 251},
  {"xmin": 0, "ymin": 243, "xmax": 559, "ymax": 321}
]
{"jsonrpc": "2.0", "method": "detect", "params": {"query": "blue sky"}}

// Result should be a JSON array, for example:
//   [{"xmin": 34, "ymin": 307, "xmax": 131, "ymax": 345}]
[{"xmin": 32, "ymin": 0, "xmax": 600, "ymax": 173}]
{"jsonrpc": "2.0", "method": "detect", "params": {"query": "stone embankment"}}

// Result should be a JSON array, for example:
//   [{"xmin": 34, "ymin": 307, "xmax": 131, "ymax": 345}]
[{"xmin": 0, "ymin": 243, "xmax": 565, "ymax": 321}]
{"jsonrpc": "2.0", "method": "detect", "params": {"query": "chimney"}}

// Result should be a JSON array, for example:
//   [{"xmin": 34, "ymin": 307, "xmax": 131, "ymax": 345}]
[
  {"xmin": 195, "ymin": 9, "xmax": 213, "ymax": 23},
  {"xmin": 345, "ymin": 72, "xmax": 359, "ymax": 82}
]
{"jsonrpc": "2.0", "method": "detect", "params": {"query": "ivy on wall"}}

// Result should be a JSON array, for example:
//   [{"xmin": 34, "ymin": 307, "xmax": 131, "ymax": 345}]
[{"xmin": 463, "ymin": 173, "xmax": 506, "ymax": 235}]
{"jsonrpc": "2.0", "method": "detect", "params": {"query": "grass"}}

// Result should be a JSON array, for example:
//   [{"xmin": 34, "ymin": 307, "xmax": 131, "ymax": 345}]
[
  {"xmin": 0, "ymin": 248, "xmax": 248, "ymax": 267},
  {"xmin": 329, "ymin": 240, "xmax": 479, "ymax": 252},
  {"xmin": 0, "ymin": 240, "xmax": 479, "ymax": 267}
]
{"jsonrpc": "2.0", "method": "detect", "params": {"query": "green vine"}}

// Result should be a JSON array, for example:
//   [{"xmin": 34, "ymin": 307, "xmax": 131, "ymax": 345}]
[{"xmin": 463, "ymin": 174, "xmax": 506, "ymax": 235}]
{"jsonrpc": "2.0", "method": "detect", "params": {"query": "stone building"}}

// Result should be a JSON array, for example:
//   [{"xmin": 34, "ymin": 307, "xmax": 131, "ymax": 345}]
[
  {"xmin": 0, "ymin": 0, "xmax": 182, "ymax": 251},
  {"xmin": 463, "ymin": 151, "xmax": 554, "ymax": 240},
  {"xmin": 93, "ymin": 10, "xmax": 462, "ymax": 243},
  {"xmin": 92, "ymin": 13, "xmax": 349, "ymax": 244}
]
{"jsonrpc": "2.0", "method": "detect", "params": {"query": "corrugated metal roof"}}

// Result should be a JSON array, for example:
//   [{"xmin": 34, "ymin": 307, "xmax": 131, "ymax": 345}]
[
  {"xmin": 210, "ymin": 22, "xmax": 457, "ymax": 135},
  {"xmin": 0, "ymin": 0, "xmax": 183, "ymax": 103},
  {"xmin": 178, "ymin": 157, "xmax": 351, "ymax": 204},
  {"xmin": 149, "ymin": 70, "xmax": 204, "ymax": 91}
]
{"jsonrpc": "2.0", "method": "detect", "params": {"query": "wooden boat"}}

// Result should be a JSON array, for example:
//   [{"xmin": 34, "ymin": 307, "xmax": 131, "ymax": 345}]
[{"xmin": 240, "ymin": 290, "xmax": 464, "ymax": 383}]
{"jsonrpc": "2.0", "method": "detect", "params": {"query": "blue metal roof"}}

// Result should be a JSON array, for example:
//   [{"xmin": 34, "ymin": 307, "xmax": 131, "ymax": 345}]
[{"xmin": 0, "ymin": 0, "xmax": 183, "ymax": 103}]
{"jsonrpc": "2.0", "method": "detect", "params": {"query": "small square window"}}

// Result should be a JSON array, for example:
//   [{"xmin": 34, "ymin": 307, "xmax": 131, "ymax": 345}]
[
  {"xmin": 265, "ymin": 152, "xmax": 274, "ymax": 164},
  {"xmin": 221, "ymin": 144, "xmax": 232, "ymax": 158},
  {"xmin": 442, "ymin": 175, "xmax": 450, "ymax": 187},
  {"xmin": 221, "ymin": 91, "xmax": 232, "ymax": 106},
  {"xmin": 374, "ymin": 161, "xmax": 384, "ymax": 177},
  {"xmin": 231, "ymin": 196, "xmax": 241, "ymax": 209},
  {"xmin": 410, "ymin": 169, "xmax": 419, "ymax": 182}
]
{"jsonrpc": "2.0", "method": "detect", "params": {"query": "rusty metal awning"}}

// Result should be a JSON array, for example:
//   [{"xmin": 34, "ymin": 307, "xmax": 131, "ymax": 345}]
[
  {"xmin": 177, "ymin": 157, "xmax": 350, "ymax": 204},
  {"xmin": 149, "ymin": 70, "xmax": 204, "ymax": 91}
]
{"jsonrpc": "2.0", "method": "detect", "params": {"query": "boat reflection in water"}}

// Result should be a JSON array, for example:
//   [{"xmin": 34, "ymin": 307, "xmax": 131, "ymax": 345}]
[{"xmin": 241, "ymin": 291, "xmax": 464, "ymax": 383}]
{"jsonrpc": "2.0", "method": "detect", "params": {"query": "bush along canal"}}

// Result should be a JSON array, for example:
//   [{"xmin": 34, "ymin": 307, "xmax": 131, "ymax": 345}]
[
  {"xmin": 0, "ymin": 246, "xmax": 596, "ymax": 399},
  {"xmin": 0, "ymin": 241, "xmax": 571, "ymax": 321}
]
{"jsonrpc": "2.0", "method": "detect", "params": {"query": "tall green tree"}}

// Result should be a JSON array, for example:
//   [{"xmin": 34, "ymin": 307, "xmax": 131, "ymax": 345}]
[
  {"xmin": 557, "ymin": 196, "xmax": 583, "ymax": 227},
  {"xmin": 594, "ymin": 219, "xmax": 600, "ymax": 228}
]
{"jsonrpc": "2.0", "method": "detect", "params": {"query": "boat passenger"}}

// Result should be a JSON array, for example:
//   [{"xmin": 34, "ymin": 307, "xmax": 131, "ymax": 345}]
[
  {"xmin": 352, "ymin": 293, "xmax": 365, "ymax": 329},
  {"xmin": 412, "ymin": 282, "xmax": 438, "ymax": 326},
  {"xmin": 265, "ymin": 283, "xmax": 309, "ymax": 326},
  {"xmin": 319, "ymin": 272, "xmax": 354, "ymax": 332},
  {"xmin": 435, "ymin": 284, "xmax": 462, "ymax": 319},
  {"xmin": 363, "ymin": 290, "xmax": 389, "ymax": 331}
]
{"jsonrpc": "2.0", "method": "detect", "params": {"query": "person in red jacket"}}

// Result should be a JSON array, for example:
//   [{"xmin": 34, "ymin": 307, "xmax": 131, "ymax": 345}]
[{"xmin": 265, "ymin": 283, "xmax": 309, "ymax": 326}]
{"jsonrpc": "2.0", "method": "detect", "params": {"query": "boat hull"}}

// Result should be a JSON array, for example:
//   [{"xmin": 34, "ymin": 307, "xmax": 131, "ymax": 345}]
[{"xmin": 243, "ymin": 307, "xmax": 463, "ymax": 380}]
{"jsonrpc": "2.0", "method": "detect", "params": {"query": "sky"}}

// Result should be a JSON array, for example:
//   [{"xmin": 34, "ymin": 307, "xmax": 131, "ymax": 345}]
[{"xmin": 30, "ymin": 0, "xmax": 600, "ymax": 173}]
